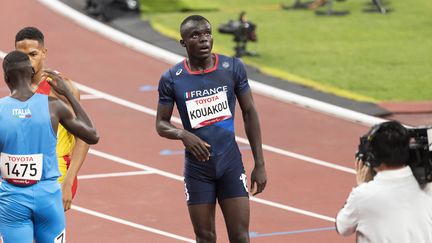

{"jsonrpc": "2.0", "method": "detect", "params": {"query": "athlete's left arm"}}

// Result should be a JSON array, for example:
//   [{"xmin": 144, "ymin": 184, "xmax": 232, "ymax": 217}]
[
  {"xmin": 62, "ymin": 77, "xmax": 90, "ymax": 211},
  {"xmin": 237, "ymin": 90, "xmax": 267, "ymax": 196}
]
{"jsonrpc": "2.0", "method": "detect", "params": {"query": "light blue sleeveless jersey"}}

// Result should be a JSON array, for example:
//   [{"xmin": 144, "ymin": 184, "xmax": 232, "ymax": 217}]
[{"xmin": 0, "ymin": 93, "xmax": 59, "ymax": 181}]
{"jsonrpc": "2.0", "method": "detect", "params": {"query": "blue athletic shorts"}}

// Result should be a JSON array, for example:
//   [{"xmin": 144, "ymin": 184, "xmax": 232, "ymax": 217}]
[
  {"xmin": 184, "ymin": 144, "xmax": 249, "ymax": 205},
  {"xmin": 0, "ymin": 180, "xmax": 66, "ymax": 243}
]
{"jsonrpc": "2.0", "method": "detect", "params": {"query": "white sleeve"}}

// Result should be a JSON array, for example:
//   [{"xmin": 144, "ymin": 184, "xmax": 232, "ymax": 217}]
[
  {"xmin": 336, "ymin": 187, "xmax": 360, "ymax": 236},
  {"xmin": 422, "ymin": 182, "xmax": 432, "ymax": 198}
]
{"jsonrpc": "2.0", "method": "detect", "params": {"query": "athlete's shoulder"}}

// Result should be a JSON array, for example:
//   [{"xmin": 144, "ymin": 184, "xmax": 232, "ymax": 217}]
[
  {"xmin": 216, "ymin": 53, "xmax": 233, "ymax": 62},
  {"xmin": 0, "ymin": 96, "xmax": 9, "ymax": 105},
  {"xmin": 171, "ymin": 60, "xmax": 186, "ymax": 76},
  {"xmin": 216, "ymin": 54, "xmax": 243, "ymax": 72},
  {"xmin": 55, "ymin": 71, "xmax": 77, "ymax": 91},
  {"xmin": 216, "ymin": 53, "xmax": 239, "ymax": 64},
  {"xmin": 45, "ymin": 69, "xmax": 80, "ymax": 100},
  {"xmin": 162, "ymin": 60, "xmax": 185, "ymax": 81},
  {"xmin": 232, "ymin": 56, "xmax": 245, "ymax": 67},
  {"xmin": 33, "ymin": 93, "xmax": 48, "ymax": 99}
]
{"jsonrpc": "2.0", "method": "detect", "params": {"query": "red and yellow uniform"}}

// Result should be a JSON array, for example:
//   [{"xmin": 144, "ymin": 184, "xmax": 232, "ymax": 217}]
[{"xmin": 35, "ymin": 79, "xmax": 78, "ymax": 197}]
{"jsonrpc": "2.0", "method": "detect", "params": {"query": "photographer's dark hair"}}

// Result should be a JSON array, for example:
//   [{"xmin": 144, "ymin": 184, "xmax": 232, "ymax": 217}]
[
  {"xmin": 15, "ymin": 26, "xmax": 44, "ymax": 45},
  {"xmin": 371, "ymin": 121, "xmax": 410, "ymax": 167}
]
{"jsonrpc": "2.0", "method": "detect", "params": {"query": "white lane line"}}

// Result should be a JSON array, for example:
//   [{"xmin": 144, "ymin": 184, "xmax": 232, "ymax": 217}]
[
  {"xmin": 89, "ymin": 148, "xmax": 336, "ymax": 222},
  {"xmin": 71, "ymin": 205, "xmax": 195, "ymax": 242},
  {"xmin": 80, "ymin": 94, "xmax": 101, "ymax": 100},
  {"xmin": 38, "ymin": 0, "xmax": 387, "ymax": 127},
  {"xmin": 76, "ymin": 82, "xmax": 355, "ymax": 174},
  {"xmin": 78, "ymin": 170, "xmax": 153, "ymax": 180},
  {"xmin": 89, "ymin": 149, "xmax": 183, "ymax": 181},
  {"xmin": 251, "ymin": 197, "xmax": 335, "ymax": 222}
]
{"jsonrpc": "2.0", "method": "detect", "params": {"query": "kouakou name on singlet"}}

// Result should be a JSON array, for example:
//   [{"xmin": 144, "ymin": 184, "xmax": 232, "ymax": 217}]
[
  {"xmin": 0, "ymin": 94, "xmax": 59, "ymax": 185},
  {"xmin": 158, "ymin": 54, "xmax": 250, "ymax": 157}
]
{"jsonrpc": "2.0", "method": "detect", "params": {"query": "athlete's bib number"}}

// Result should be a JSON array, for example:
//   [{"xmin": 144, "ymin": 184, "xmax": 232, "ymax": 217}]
[
  {"xmin": 54, "ymin": 229, "xmax": 66, "ymax": 243},
  {"xmin": 0, "ymin": 152, "xmax": 42, "ymax": 185},
  {"xmin": 186, "ymin": 92, "xmax": 232, "ymax": 129}
]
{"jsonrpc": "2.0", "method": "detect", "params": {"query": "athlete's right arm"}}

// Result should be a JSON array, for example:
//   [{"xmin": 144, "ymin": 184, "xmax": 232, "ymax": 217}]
[
  {"xmin": 49, "ymin": 97, "xmax": 99, "ymax": 145},
  {"xmin": 46, "ymin": 71, "xmax": 99, "ymax": 145},
  {"xmin": 156, "ymin": 104, "xmax": 210, "ymax": 161}
]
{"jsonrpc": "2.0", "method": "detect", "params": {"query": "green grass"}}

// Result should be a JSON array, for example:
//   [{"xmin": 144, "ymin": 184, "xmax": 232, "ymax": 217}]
[
  {"xmin": 139, "ymin": 0, "xmax": 219, "ymax": 12},
  {"xmin": 140, "ymin": 0, "xmax": 432, "ymax": 101}
]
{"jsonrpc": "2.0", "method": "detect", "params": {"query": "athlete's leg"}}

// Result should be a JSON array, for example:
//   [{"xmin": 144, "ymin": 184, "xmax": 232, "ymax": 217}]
[
  {"xmin": 188, "ymin": 204, "xmax": 216, "ymax": 243},
  {"xmin": 184, "ymin": 175, "xmax": 217, "ymax": 243},
  {"xmin": 0, "ymin": 182, "xmax": 34, "ymax": 243},
  {"xmin": 184, "ymin": 153, "xmax": 220, "ymax": 243},
  {"xmin": 215, "ymin": 145, "xmax": 250, "ymax": 243},
  {"xmin": 219, "ymin": 197, "xmax": 250, "ymax": 243},
  {"xmin": 33, "ymin": 181, "xmax": 66, "ymax": 243},
  {"xmin": 0, "ymin": 223, "xmax": 33, "ymax": 243}
]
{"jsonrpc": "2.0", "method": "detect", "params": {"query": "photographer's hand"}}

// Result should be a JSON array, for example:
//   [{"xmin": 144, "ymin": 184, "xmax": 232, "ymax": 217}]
[{"xmin": 355, "ymin": 159, "xmax": 374, "ymax": 185}]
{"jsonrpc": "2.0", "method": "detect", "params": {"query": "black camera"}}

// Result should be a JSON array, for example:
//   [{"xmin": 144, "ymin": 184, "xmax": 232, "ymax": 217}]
[
  {"xmin": 356, "ymin": 126, "xmax": 432, "ymax": 185},
  {"xmin": 218, "ymin": 20, "xmax": 257, "ymax": 43},
  {"xmin": 218, "ymin": 12, "xmax": 258, "ymax": 58},
  {"xmin": 85, "ymin": 0, "xmax": 139, "ymax": 22}
]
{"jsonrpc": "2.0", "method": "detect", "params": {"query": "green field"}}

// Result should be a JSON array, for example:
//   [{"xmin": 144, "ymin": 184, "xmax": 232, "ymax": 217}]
[{"xmin": 140, "ymin": 0, "xmax": 432, "ymax": 101}]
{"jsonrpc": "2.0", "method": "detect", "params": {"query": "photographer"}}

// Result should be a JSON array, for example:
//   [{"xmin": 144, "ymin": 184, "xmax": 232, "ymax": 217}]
[
  {"xmin": 218, "ymin": 11, "xmax": 257, "ymax": 57},
  {"xmin": 336, "ymin": 121, "xmax": 432, "ymax": 243}
]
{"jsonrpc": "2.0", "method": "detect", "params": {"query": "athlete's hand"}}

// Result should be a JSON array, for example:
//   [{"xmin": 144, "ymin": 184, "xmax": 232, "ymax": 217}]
[
  {"xmin": 250, "ymin": 164, "xmax": 267, "ymax": 196},
  {"xmin": 61, "ymin": 182, "xmax": 73, "ymax": 211},
  {"xmin": 180, "ymin": 130, "xmax": 211, "ymax": 161},
  {"xmin": 43, "ymin": 70, "xmax": 71, "ymax": 97}
]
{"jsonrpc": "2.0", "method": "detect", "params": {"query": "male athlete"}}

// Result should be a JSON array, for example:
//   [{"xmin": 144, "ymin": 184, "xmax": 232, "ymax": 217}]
[
  {"xmin": 0, "ymin": 51, "xmax": 99, "ymax": 242},
  {"xmin": 156, "ymin": 15, "xmax": 267, "ymax": 243},
  {"xmin": 15, "ymin": 26, "xmax": 89, "ymax": 211}
]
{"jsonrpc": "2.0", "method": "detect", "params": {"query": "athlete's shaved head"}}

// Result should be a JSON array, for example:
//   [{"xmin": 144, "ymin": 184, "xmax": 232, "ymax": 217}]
[
  {"xmin": 3, "ymin": 51, "xmax": 31, "ymax": 73},
  {"xmin": 3, "ymin": 51, "xmax": 33, "ymax": 84},
  {"xmin": 180, "ymin": 15, "xmax": 211, "ymax": 38},
  {"xmin": 15, "ymin": 26, "xmax": 44, "ymax": 46}
]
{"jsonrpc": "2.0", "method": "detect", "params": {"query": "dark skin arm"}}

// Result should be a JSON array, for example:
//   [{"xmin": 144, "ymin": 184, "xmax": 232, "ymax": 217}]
[
  {"xmin": 62, "ymin": 139, "xmax": 88, "ymax": 211},
  {"xmin": 58, "ymin": 75, "xmax": 90, "ymax": 211},
  {"xmin": 44, "ymin": 70, "xmax": 90, "ymax": 211},
  {"xmin": 45, "ymin": 71, "xmax": 99, "ymax": 145},
  {"xmin": 155, "ymin": 103, "xmax": 211, "ymax": 162},
  {"xmin": 237, "ymin": 90, "xmax": 267, "ymax": 196}
]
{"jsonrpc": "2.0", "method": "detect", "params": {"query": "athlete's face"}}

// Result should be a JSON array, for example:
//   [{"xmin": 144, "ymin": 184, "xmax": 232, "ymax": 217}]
[
  {"xmin": 15, "ymin": 39, "xmax": 46, "ymax": 77},
  {"xmin": 180, "ymin": 21, "xmax": 213, "ymax": 60}
]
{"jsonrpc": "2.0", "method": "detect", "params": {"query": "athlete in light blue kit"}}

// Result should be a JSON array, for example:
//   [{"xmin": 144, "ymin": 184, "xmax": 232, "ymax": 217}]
[
  {"xmin": 0, "ymin": 51, "xmax": 99, "ymax": 243},
  {"xmin": 156, "ymin": 15, "xmax": 267, "ymax": 243}
]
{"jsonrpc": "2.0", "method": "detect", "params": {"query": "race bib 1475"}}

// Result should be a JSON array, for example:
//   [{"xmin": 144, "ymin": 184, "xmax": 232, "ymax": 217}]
[
  {"xmin": 186, "ymin": 92, "xmax": 232, "ymax": 129},
  {"xmin": 0, "ymin": 152, "xmax": 43, "ymax": 185}
]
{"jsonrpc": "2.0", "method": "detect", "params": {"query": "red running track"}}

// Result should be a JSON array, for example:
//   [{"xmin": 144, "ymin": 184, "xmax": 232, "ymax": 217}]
[{"xmin": 0, "ymin": 1, "xmax": 373, "ymax": 242}]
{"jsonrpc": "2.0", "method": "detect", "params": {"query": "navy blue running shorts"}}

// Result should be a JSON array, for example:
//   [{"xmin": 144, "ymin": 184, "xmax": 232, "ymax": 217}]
[{"xmin": 184, "ymin": 144, "xmax": 249, "ymax": 205}]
